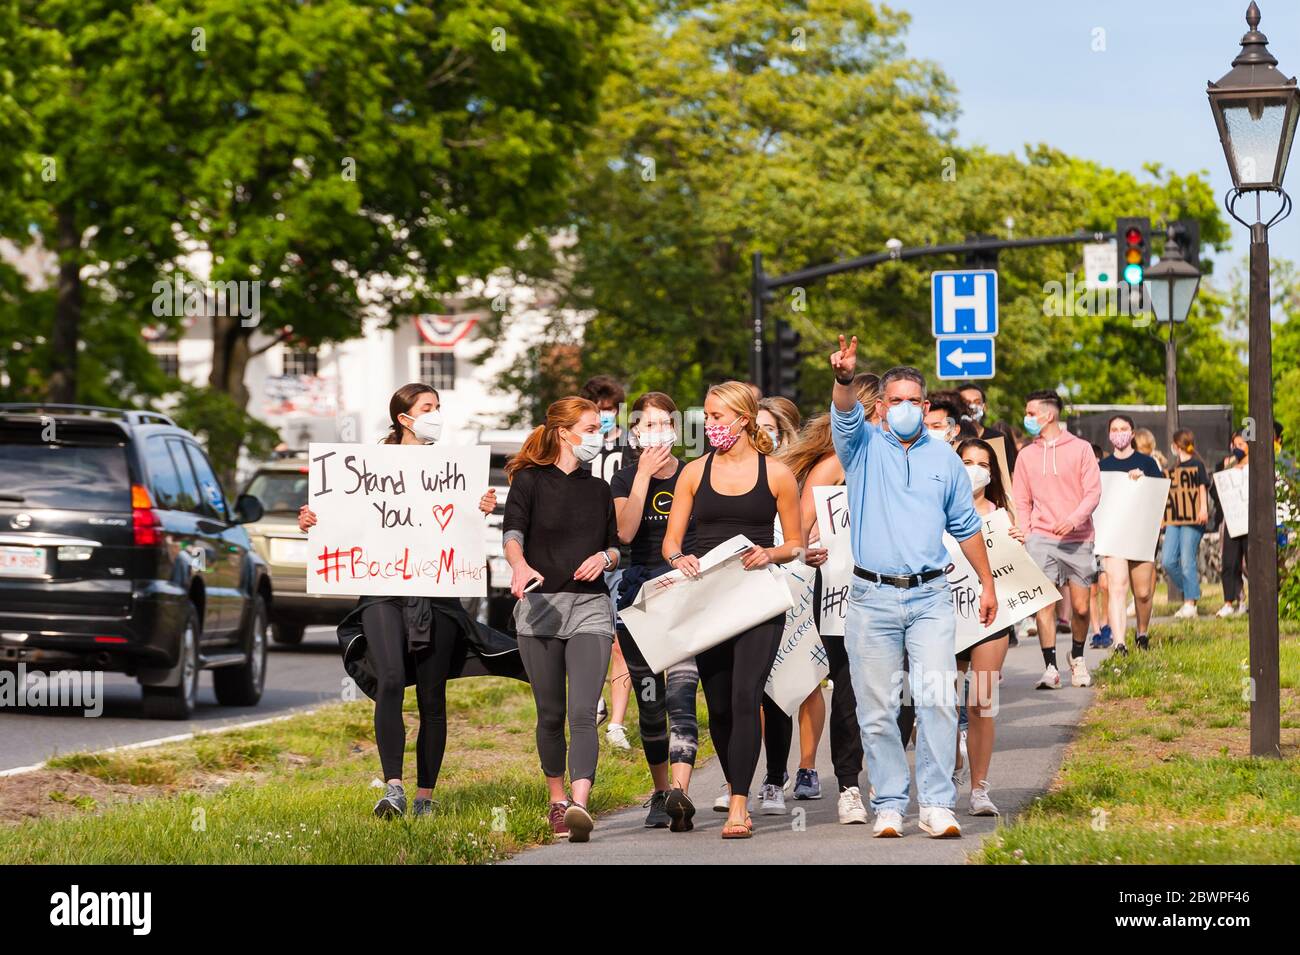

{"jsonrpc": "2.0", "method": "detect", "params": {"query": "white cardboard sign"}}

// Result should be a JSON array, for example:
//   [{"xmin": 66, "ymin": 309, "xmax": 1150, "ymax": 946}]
[
  {"xmin": 305, "ymin": 442, "xmax": 490, "ymax": 597},
  {"xmin": 811, "ymin": 485, "xmax": 854, "ymax": 637},
  {"xmin": 1213, "ymin": 466, "xmax": 1249, "ymax": 539},
  {"xmin": 765, "ymin": 560, "xmax": 830, "ymax": 716},
  {"xmin": 1094, "ymin": 472, "xmax": 1171, "ymax": 561}
]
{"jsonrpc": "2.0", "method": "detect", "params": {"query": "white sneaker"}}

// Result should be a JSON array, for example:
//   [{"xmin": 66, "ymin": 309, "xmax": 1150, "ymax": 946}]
[
  {"xmin": 1237, "ymin": 602, "xmax": 1249, "ymax": 616},
  {"xmin": 604, "ymin": 723, "xmax": 631, "ymax": 750},
  {"xmin": 872, "ymin": 808, "xmax": 904, "ymax": 837},
  {"xmin": 953, "ymin": 730, "xmax": 970, "ymax": 788},
  {"xmin": 1069, "ymin": 655, "xmax": 1091, "ymax": 687},
  {"xmin": 918, "ymin": 805, "xmax": 962, "ymax": 838},
  {"xmin": 837, "ymin": 786, "xmax": 869, "ymax": 825},
  {"xmin": 713, "ymin": 783, "xmax": 730, "ymax": 812},
  {"xmin": 1173, "ymin": 602, "xmax": 1198, "ymax": 620},
  {"xmin": 1216, "ymin": 603, "xmax": 1236, "ymax": 619},
  {"xmin": 760, "ymin": 783, "xmax": 786, "ymax": 815},
  {"xmin": 1036, "ymin": 663, "xmax": 1062, "ymax": 690},
  {"xmin": 969, "ymin": 782, "xmax": 999, "ymax": 816}
]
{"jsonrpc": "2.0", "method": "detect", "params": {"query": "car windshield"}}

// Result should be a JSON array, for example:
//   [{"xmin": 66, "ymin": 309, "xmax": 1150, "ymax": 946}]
[
  {"xmin": 245, "ymin": 469, "xmax": 308, "ymax": 514},
  {"xmin": 0, "ymin": 438, "xmax": 131, "ymax": 511}
]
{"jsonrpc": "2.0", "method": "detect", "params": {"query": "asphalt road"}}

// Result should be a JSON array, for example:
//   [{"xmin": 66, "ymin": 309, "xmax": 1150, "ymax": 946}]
[
  {"xmin": 506, "ymin": 638, "xmax": 1104, "ymax": 865},
  {"xmin": 0, "ymin": 626, "xmax": 347, "ymax": 772}
]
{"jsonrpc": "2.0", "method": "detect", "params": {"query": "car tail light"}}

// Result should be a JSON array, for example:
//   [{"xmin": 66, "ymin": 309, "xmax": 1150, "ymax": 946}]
[
  {"xmin": 94, "ymin": 636, "xmax": 128, "ymax": 644},
  {"xmin": 131, "ymin": 484, "xmax": 162, "ymax": 546}
]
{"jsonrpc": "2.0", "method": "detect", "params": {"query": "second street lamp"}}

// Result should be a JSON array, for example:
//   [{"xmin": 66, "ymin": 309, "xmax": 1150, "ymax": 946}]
[
  {"xmin": 1144, "ymin": 228, "xmax": 1202, "ymax": 452},
  {"xmin": 1207, "ymin": 1, "xmax": 1298, "ymax": 758}
]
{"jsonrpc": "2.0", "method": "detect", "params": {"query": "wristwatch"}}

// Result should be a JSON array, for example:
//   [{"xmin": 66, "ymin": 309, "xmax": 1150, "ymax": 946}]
[
  {"xmin": 601, "ymin": 550, "xmax": 614, "ymax": 569},
  {"xmin": 835, "ymin": 373, "xmax": 854, "ymax": 386}
]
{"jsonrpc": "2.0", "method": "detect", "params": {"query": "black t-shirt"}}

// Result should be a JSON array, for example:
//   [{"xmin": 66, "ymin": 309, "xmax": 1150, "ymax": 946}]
[
  {"xmin": 609, "ymin": 459, "xmax": 696, "ymax": 569},
  {"xmin": 1099, "ymin": 450, "xmax": 1164, "ymax": 478},
  {"xmin": 1165, "ymin": 456, "xmax": 1209, "ymax": 525},
  {"xmin": 502, "ymin": 464, "xmax": 617, "ymax": 594},
  {"xmin": 585, "ymin": 432, "xmax": 629, "ymax": 486}
]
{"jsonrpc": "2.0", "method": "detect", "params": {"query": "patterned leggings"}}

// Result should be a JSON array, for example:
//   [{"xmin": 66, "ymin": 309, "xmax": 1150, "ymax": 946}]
[{"xmin": 616, "ymin": 627, "xmax": 700, "ymax": 767}]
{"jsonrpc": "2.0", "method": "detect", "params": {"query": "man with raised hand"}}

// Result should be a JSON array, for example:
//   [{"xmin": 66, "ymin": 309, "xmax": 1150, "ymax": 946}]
[{"xmin": 829, "ymin": 335, "xmax": 997, "ymax": 839}]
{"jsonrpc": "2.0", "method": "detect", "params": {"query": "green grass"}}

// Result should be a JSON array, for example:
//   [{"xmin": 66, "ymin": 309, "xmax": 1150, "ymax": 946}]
[
  {"xmin": 0, "ymin": 678, "xmax": 711, "ymax": 864},
  {"xmin": 980, "ymin": 616, "xmax": 1300, "ymax": 864}
]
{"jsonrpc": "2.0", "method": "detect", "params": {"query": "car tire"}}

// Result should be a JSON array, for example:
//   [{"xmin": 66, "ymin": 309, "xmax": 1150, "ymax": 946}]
[
  {"xmin": 215, "ymin": 594, "xmax": 268, "ymax": 706},
  {"xmin": 141, "ymin": 601, "xmax": 201, "ymax": 720},
  {"xmin": 271, "ymin": 620, "xmax": 305, "ymax": 646}
]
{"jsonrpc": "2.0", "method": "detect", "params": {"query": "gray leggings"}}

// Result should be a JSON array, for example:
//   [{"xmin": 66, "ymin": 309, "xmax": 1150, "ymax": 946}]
[{"xmin": 517, "ymin": 632, "xmax": 613, "ymax": 784}]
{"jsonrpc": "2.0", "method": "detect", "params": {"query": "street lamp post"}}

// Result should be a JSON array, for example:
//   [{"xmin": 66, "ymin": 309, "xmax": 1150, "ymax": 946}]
[
  {"xmin": 1208, "ymin": 1, "xmax": 1300, "ymax": 758},
  {"xmin": 1144, "ymin": 226, "xmax": 1202, "ymax": 452}
]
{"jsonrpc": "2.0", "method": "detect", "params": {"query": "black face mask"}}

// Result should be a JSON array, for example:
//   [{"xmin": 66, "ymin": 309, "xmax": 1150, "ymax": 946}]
[{"xmin": 1232, "ymin": 447, "xmax": 1246, "ymax": 461}]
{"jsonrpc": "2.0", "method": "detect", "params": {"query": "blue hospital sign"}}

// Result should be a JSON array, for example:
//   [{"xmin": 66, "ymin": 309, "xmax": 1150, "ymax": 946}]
[{"xmin": 931, "ymin": 269, "xmax": 999, "ymax": 337}]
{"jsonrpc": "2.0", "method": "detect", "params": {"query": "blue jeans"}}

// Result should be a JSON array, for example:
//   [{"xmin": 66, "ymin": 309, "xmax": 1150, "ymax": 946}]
[
  {"xmin": 1162, "ymin": 525, "xmax": 1205, "ymax": 600},
  {"xmin": 844, "ymin": 576, "xmax": 959, "ymax": 813}
]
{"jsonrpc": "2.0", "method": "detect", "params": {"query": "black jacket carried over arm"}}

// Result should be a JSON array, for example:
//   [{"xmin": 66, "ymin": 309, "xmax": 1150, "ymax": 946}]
[{"xmin": 336, "ymin": 595, "xmax": 527, "ymax": 701}]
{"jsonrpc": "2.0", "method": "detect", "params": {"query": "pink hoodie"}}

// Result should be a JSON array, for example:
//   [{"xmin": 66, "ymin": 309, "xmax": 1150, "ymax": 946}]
[{"xmin": 1011, "ymin": 428, "xmax": 1102, "ymax": 542}]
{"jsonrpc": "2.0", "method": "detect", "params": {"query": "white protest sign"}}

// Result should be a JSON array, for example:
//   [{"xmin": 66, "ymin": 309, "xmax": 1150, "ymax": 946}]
[
  {"xmin": 618, "ymin": 535, "xmax": 793, "ymax": 673},
  {"xmin": 1214, "ymin": 466, "xmax": 1249, "ymax": 539},
  {"xmin": 944, "ymin": 508, "xmax": 1059, "ymax": 652},
  {"xmin": 1094, "ymin": 472, "xmax": 1171, "ymax": 561},
  {"xmin": 766, "ymin": 560, "xmax": 829, "ymax": 716},
  {"xmin": 811, "ymin": 485, "xmax": 854, "ymax": 637},
  {"xmin": 305, "ymin": 442, "xmax": 489, "ymax": 597}
]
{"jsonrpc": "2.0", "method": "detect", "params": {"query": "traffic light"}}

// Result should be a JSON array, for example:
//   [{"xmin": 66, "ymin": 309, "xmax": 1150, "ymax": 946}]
[
  {"xmin": 1115, "ymin": 217, "xmax": 1150, "ymax": 289},
  {"xmin": 773, "ymin": 319, "xmax": 801, "ymax": 402}
]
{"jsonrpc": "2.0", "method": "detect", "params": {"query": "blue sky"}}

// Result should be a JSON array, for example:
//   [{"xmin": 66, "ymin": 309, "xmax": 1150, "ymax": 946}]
[{"xmin": 900, "ymin": 0, "xmax": 1300, "ymax": 280}]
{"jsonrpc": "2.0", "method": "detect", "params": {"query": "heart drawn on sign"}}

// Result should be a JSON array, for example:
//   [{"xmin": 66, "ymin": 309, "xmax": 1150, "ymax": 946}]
[{"xmin": 431, "ymin": 504, "xmax": 455, "ymax": 531}]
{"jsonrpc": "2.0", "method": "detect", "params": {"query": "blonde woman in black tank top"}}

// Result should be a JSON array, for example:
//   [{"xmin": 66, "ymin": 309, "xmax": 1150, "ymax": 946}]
[{"xmin": 661, "ymin": 381, "xmax": 817, "ymax": 839}]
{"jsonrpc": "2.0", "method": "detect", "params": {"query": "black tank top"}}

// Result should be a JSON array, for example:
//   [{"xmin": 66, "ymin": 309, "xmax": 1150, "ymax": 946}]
[{"xmin": 691, "ymin": 451, "xmax": 777, "ymax": 556}]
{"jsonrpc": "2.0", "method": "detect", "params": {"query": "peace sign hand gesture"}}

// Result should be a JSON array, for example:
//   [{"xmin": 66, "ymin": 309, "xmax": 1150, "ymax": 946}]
[{"xmin": 830, "ymin": 335, "xmax": 858, "ymax": 379}]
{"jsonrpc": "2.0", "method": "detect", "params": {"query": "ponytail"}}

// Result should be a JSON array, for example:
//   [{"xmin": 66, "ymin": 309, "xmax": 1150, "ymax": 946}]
[{"xmin": 506, "ymin": 397, "xmax": 598, "ymax": 482}]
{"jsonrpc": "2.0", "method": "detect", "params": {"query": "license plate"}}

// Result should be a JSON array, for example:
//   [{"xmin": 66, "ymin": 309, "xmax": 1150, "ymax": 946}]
[
  {"xmin": 0, "ymin": 546, "xmax": 47, "ymax": 577},
  {"xmin": 489, "ymin": 556, "xmax": 511, "ymax": 589},
  {"xmin": 270, "ymin": 537, "xmax": 309, "ymax": 565}
]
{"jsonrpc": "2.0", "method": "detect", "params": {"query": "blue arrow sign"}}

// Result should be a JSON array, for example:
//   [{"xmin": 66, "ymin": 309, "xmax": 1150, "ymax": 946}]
[
  {"xmin": 936, "ymin": 337, "xmax": 995, "ymax": 380},
  {"xmin": 932, "ymin": 269, "xmax": 998, "ymax": 337}
]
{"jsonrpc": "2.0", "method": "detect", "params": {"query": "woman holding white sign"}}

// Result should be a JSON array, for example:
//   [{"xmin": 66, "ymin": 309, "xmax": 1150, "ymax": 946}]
[
  {"xmin": 1096, "ymin": 415, "xmax": 1164, "ymax": 654},
  {"xmin": 661, "ymin": 381, "xmax": 808, "ymax": 839},
  {"xmin": 953, "ymin": 438, "xmax": 1022, "ymax": 816},
  {"xmin": 298, "ymin": 383, "xmax": 519, "ymax": 821},
  {"xmin": 503, "ymin": 396, "xmax": 621, "ymax": 844}
]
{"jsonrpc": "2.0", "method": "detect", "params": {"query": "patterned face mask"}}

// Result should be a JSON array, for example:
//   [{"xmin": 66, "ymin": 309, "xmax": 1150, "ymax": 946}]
[{"xmin": 705, "ymin": 419, "xmax": 742, "ymax": 452}]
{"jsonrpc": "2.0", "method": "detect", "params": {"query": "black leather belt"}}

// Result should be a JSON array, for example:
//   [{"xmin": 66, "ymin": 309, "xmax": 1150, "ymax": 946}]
[{"xmin": 853, "ymin": 566, "xmax": 945, "ymax": 588}]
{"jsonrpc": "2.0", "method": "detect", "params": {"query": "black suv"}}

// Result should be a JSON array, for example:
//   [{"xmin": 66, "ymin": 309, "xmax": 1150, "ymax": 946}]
[{"xmin": 0, "ymin": 404, "xmax": 272, "ymax": 719}]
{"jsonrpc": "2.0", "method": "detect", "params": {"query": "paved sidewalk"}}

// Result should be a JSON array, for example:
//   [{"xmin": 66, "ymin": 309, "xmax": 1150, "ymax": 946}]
[{"xmin": 505, "ymin": 638, "xmax": 1105, "ymax": 865}]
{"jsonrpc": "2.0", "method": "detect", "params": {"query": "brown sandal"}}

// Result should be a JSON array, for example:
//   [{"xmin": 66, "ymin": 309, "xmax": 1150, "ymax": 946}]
[{"xmin": 721, "ymin": 814, "xmax": 753, "ymax": 839}]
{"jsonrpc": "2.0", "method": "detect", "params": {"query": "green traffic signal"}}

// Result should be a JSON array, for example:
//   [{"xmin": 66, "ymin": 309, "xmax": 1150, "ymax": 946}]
[{"xmin": 1123, "ymin": 263, "xmax": 1144, "ymax": 285}]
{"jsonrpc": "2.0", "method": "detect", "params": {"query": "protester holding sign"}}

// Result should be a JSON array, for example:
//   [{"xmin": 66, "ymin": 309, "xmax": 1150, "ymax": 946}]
[
  {"xmin": 830, "ymin": 339, "xmax": 997, "ymax": 841},
  {"xmin": 1096, "ymin": 414, "xmax": 1165, "ymax": 653},
  {"xmin": 953, "ymin": 439, "xmax": 1021, "ymax": 817},
  {"xmin": 1162, "ymin": 429, "xmax": 1210, "ymax": 620},
  {"xmin": 779, "ymin": 374, "xmax": 879, "ymax": 824},
  {"xmin": 503, "ymin": 397, "xmax": 621, "ymax": 843},
  {"xmin": 609, "ymin": 391, "xmax": 701, "ymax": 832},
  {"xmin": 1012, "ymin": 390, "xmax": 1102, "ymax": 690},
  {"xmin": 298, "ymin": 383, "xmax": 519, "ymax": 821},
  {"xmin": 1211, "ymin": 431, "xmax": 1250, "ymax": 618},
  {"xmin": 661, "ymin": 381, "xmax": 809, "ymax": 840}
]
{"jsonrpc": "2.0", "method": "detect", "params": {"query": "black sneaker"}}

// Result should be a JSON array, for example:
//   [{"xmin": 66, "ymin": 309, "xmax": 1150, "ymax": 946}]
[
  {"xmin": 644, "ymin": 790, "xmax": 671, "ymax": 828},
  {"xmin": 373, "ymin": 783, "xmax": 406, "ymax": 819},
  {"xmin": 1113, "ymin": 643, "xmax": 1129, "ymax": 657},
  {"xmin": 1136, "ymin": 633, "xmax": 1150, "ymax": 651},
  {"xmin": 664, "ymin": 787, "xmax": 696, "ymax": 833},
  {"xmin": 413, "ymin": 797, "xmax": 436, "ymax": 818},
  {"xmin": 1008, "ymin": 631, "xmax": 1020, "ymax": 648}
]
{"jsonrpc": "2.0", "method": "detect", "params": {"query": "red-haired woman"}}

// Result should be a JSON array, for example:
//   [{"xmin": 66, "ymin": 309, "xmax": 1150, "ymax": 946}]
[{"xmin": 504, "ymin": 396, "xmax": 621, "ymax": 843}]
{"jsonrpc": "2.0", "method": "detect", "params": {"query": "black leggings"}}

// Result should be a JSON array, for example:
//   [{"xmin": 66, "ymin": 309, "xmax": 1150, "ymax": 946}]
[
  {"xmin": 697, "ymin": 615, "xmax": 784, "ymax": 800},
  {"xmin": 1222, "ymin": 532, "xmax": 1247, "ymax": 603},
  {"xmin": 363, "ymin": 601, "xmax": 458, "ymax": 789},
  {"xmin": 762, "ymin": 697, "xmax": 792, "ymax": 786},
  {"xmin": 812, "ymin": 572, "xmax": 864, "ymax": 791}
]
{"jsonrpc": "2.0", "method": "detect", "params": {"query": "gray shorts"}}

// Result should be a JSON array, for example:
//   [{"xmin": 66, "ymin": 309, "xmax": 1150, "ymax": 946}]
[{"xmin": 1026, "ymin": 534, "xmax": 1096, "ymax": 588}]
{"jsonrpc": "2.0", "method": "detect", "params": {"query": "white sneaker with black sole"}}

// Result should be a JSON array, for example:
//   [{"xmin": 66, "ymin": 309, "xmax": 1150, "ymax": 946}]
[
  {"xmin": 1036, "ymin": 663, "xmax": 1062, "ymax": 689},
  {"xmin": 1069, "ymin": 655, "xmax": 1091, "ymax": 687}
]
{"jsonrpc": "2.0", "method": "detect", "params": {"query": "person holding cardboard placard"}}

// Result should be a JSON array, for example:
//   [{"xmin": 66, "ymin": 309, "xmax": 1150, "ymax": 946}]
[
  {"xmin": 1096, "ymin": 415, "xmax": 1165, "ymax": 654},
  {"xmin": 1162, "ymin": 429, "xmax": 1210, "ymax": 621},
  {"xmin": 958, "ymin": 381, "xmax": 1018, "ymax": 474},
  {"xmin": 660, "ymin": 381, "xmax": 810, "ymax": 840},
  {"xmin": 503, "ymin": 397, "xmax": 622, "ymax": 843},
  {"xmin": 610, "ymin": 391, "xmax": 702, "ymax": 831},
  {"xmin": 1211, "ymin": 431, "xmax": 1250, "ymax": 618},
  {"xmin": 298, "ymin": 383, "xmax": 518, "ymax": 821},
  {"xmin": 829, "ymin": 339, "xmax": 997, "ymax": 840},
  {"xmin": 1012, "ymin": 390, "xmax": 1102, "ymax": 690}
]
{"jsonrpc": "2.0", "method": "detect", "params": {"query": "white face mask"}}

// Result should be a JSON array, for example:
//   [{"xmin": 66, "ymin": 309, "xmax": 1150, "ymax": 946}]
[
  {"xmin": 637, "ymin": 429, "xmax": 677, "ymax": 448},
  {"xmin": 568, "ymin": 430, "xmax": 603, "ymax": 463},
  {"xmin": 926, "ymin": 427, "xmax": 951, "ymax": 445},
  {"xmin": 402, "ymin": 409, "xmax": 443, "ymax": 444},
  {"xmin": 965, "ymin": 463, "xmax": 991, "ymax": 492},
  {"xmin": 761, "ymin": 425, "xmax": 780, "ymax": 447}
]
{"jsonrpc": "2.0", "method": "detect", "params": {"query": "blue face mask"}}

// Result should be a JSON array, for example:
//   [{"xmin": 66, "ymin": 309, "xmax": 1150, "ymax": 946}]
[
  {"xmin": 598, "ymin": 410, "xmax": 616, "ymax": 435},
  {"xmin": 886, "ymin": 401, "xmax": 924, "ymax": 441},
  {"xmin": 1023, "ymin": 414, "xmax": 1043, "ymax": 437}
]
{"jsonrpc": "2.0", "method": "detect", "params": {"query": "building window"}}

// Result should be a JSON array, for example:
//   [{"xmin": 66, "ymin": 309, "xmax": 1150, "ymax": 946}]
[
  {"xmin": 282, "ymin": 348, "xmax": 318, "ymax": 377},
  {"xmin": 417, "ymin": 348, "xmax": 456, "ymax": 391},
  {"xmin": 150, "ymin": 343, "xmax": 180, "ymax": 378}
]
